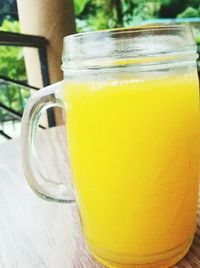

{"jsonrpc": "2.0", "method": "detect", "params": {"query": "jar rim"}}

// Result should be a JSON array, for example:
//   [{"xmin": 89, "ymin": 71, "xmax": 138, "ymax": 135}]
[
  {"xmin": 64, "ymin": 24, "xmax": 187, "ymax": 42},
  {"xmin": 62, "ymin": 24, "xmax": 198, "ymax": 71}
]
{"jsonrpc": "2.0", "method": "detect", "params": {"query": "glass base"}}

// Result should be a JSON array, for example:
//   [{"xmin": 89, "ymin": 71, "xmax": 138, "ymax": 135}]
[{"xmin": 89, "ymin": 236, "xmax": 193, "ymax": 268}]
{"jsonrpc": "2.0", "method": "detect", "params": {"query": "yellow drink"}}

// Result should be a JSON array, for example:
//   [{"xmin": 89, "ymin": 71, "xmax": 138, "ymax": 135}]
[{"xmin": 62, "ymin": 70, "xmax": 200, "ymax": 267}]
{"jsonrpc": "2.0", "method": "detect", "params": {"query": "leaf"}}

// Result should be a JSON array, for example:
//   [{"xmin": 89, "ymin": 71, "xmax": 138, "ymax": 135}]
[
  {"xmin": 177, "ymin": 6, "xmax": 199, "ymax": 18},
  {"xmin": 74, "ymin": 0, "xmax": 90, "ymax": 15},
  {"xmin": 0, "ymin": 18, "xmax": 27, "ymax": 123}
]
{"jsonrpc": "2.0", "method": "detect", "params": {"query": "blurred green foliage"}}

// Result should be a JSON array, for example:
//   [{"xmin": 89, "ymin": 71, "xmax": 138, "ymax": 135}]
[
  {"xmin": 177, "ymin": 7, "xmax": 200, "ymax": 18},
  {"xmin": 74, "ymin": 0, "xmax": 200, "ymax": 31},
  {"xmin": 0, "ymin": 0, "xmax": 18, "ymax": 24},
  {"xmin": 74, "ymin": 0, "xmax": 200, "ymax": 70},
  {"xmin": 0, "ymin": 17, "xmax": 29, "ymax": 124},
  {"xmin": 0, "ymin": 18, "xmax": 26, "ymax": 79}
]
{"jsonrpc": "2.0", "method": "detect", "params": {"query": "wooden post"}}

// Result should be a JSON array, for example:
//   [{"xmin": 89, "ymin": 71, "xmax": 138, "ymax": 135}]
[{"xmin": 16, "ymin": 0, "xmax": 76, "ymax": 125}]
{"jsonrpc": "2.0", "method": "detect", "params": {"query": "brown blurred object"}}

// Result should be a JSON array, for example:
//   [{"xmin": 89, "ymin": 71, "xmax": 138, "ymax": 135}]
[{"xmin": 17, "ymin": 0, "xmax": 76, "ymax": 125}]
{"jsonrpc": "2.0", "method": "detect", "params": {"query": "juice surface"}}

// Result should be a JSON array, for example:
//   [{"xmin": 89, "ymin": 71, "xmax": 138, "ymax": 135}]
[{"xmin": 61, "ymin": 69, "xmax": 200, "ymax": 265}]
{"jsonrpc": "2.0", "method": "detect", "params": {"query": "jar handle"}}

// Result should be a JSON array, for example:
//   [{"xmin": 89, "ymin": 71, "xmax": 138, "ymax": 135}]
[{"xmin": 21, "ymin": 81, "xmax": 75, "ymax": 203}]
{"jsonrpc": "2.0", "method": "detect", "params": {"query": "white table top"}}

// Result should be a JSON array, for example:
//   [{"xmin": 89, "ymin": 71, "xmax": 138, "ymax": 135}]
[{"xmin": 0, "ymin": 126, "xmax": 199, "ymax": 267}]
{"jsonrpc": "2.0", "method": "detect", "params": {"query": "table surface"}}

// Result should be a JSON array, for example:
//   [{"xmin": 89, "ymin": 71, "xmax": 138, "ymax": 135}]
[{"xmin": 0, "ymin": 126, "xmax": 200, "ymax": 268}]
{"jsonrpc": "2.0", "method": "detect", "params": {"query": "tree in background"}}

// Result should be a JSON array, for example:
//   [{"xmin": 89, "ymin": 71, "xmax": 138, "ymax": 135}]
[
  {"xmin": 160, "ymin": 0, "xmax": 200, "ymax": 18},
  {"xmin": 74, "ymin": 0, "xmax": 200, "ymax": 31},
  {"xmin": 74, "ymin": 0, "xmax": 200, "ymax": 70},
  {"xmin": 0, "ymin": 16, "xmax": 28, "ymax": 125},
  {"xmin": 0, "ymin": 0, "xmax": 18, "ymax": 24},
  {"xmin": 0, "ymin": 19, "xmax": 25, "ymax": 80}
]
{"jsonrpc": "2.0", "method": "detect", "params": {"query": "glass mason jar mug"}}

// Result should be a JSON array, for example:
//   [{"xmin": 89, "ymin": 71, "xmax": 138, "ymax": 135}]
[{"xmin": 21, "ymin": 25, "xmax": 200, "ymax": 268}]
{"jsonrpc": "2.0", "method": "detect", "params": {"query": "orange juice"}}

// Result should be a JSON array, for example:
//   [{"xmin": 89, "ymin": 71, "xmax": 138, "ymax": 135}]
[{"xmin": 61, "ymin": 69, "xmax": 200, "ymax": 267}]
